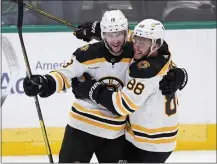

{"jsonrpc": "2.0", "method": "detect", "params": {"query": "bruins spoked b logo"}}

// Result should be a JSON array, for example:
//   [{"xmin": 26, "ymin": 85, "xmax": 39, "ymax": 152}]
[{"xmin": 99, "ymin": 77, "xmax": 124, "ymax": 92}]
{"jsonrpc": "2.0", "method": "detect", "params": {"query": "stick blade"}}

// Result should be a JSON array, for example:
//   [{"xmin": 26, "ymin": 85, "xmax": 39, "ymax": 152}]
[{"xmin": 1, "ymin": 36, "xmax": 20, "ymax": 107}]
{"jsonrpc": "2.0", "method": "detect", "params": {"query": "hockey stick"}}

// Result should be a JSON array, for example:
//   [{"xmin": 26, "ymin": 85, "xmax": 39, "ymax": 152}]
[
  {"xmin": 10, "ymin": 0, "xmax": 79, "ymax": 30},
  {"xmin": 1, "ymin": 36, "xmax": 20, "ymax": 107},
  {"xmin": 10, "ymin": 0, "xmax": 101, "ymax": 41},
  {"xmin": 16, "ymin": 0, "xmax": 54, "ymax": 163}
]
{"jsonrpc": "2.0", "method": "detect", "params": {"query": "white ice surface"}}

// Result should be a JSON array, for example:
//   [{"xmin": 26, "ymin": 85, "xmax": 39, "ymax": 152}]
[{"xmin": 1, "ymin": 150, "xmax": 216, "ymax": 163}]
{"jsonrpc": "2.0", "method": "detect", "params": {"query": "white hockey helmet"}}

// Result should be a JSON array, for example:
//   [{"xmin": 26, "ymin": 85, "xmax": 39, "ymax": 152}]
[
  {"xmin": 100, "ymin": 10, "xmax": 128, "ymax": 38},
  {"xmin": 134, "ymin": 19, "xmax": 165, "ymax": 46}
]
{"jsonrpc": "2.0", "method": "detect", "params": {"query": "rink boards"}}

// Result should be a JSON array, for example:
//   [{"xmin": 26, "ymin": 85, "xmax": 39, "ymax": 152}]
[
  {"xmin": 1, "ymin": 24, "xmax": 216, "ymax": 156},
  {"xmin": 2, "ymin": 124, "xmax": 216, "ymax": 156}
]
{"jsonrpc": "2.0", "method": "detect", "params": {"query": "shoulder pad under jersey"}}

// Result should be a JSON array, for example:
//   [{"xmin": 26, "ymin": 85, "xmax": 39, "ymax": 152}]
[{"xmin": 73, "ymin": 42, "xmax": 104, "ymax": 64}]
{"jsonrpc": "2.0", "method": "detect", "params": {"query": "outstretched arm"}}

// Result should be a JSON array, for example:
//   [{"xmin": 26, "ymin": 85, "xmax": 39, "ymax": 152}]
[
  {"xmin": 23, "ymin": 47, "xmax": 87, "ymax": 98},
  {"xmin": 74, "ymin": 21, "xmax": 134, "ymax": 42}
]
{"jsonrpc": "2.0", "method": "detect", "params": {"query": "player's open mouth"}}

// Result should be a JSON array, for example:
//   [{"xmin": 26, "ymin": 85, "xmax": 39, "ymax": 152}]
[
  {"xmin": 135, "ymin": 50, "xmax": 142, "ymax": 55},
  {"xmin": 111, "ymin": 44, "xmax": 120, "ymax": 47}
]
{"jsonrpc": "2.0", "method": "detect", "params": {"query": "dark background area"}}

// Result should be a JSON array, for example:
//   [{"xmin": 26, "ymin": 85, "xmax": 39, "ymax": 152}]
[{"xmin": 2, "ymin": 0, "xmax": 216, "ymax": 26}]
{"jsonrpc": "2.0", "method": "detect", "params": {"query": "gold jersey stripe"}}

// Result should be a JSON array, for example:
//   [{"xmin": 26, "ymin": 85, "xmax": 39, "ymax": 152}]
[
  {"xmin": 120, "ymin": 58, "xmax": 131, "ymax": 63},
  {"xmin": 70, "ymin": 112, "xmax": 125, "ymax": 131},
  {"xmin": 131, "ymin": 123, "xmax": 179, "ymax": 134},
  {"xmin": 49, "ymin": 72, "xmax": 63, "ymax": 92},
  {"xmin": 121, "ymin": 91, "xmax": 139, "ymax": 111},
  {"xmin": 73, "ymin": 102, "xmax": 126, "ymax": 121},
  {"xmin": 115, "ymin": 92, "xmax": 130, "ymax": 115},
  {"xmin": 157, "ymin": 53, "xmax": 172, "ymax": 75},
  {"xmin": 126, "ymin": 126, "xmax": 177, "ymax": 144},
  {"xmin": 52, "ymin": 71, "xmax": 71, "ymax": 89}
]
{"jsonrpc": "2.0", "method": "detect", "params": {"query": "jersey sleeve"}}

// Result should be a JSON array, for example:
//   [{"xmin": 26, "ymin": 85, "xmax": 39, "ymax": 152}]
[
  {"xmin": 111, "ymin": 77, "xmax": 159, "ymax": 116},
  {"xmin": 96, "ymin": 52, "xmax": 171, "ymax": 116},
  {"xmin": 46, "ymin": 49, "xmax": 86, "ymax": 93}
]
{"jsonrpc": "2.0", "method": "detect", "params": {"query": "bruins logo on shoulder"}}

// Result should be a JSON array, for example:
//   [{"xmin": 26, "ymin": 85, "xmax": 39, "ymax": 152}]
[
  {"xmin": 137, "ymin": 60, "xmax": 150, "ymax": 69},
  {"xmin": 80, "ymin": 45, "xmax": 89, "ymax": 51}
]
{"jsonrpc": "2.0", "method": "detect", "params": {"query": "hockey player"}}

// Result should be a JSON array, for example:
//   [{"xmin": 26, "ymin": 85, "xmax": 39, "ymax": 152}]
[
  {"xmin": 74, "ymin": 18, "xmax": 186, "ymax": 95},
  {"xmin": 23, "ymin": 10, "xmax": 131, "ymax": 163},
  {"xmin": 23, "ymin": 10, "xmax": 187, "ymax": 163},
  {"xmin": 71, "ymin": 19, "xmax": 188, "ymax": 163}
]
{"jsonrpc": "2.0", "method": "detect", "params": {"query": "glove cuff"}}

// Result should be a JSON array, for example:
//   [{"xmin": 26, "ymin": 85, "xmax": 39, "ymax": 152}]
[
  {"xmin": 91, "ymin": 21, "xmax": 102, "ymax": 40},
  {"xmin": 39, "ymin": 75, "xmax": 56, "ymax": 97},
  {"xmin": 179, "ymin": 68, "xmax": 188, "ymax": 90},
  {"xmin": 89, "ymin": 81, "xmax": 106, "ymax": 103}
]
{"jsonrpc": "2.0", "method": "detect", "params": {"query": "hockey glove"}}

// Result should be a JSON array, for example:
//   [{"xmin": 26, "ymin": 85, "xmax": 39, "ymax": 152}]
[
  {"xmin": 74, "ymin": 21, "xmax": 101, "ymax": 42},
  {"xmin": 159, "ymin": 68, "xmax": 188, "ymax": 95},
  {"xmin": 71, "ymin": 73, "xmax": 106, "ymax": 103},
  {"xmin": 23, "ymin": 75, "xmax": 50, "ymax": 97},
  {"xmin": 71, "ymin": 77, "xmax": 84, "ymax": 99}
]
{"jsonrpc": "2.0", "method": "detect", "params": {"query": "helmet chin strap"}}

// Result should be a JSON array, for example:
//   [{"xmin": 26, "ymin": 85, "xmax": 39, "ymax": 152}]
[
  {"xmin": 146, "ymin": 45, "xmax": 155, "ymax": 58},
  {"xmin": 146, "ymin": 42, "xmax": 162, "ymax": 58}
]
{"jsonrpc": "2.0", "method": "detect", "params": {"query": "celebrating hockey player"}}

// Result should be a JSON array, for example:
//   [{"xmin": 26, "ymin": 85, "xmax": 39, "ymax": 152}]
[
  {"xmin": 72, "ymin": 19, "xmax": 188, "ymax": 163},
  {"xmin": 23, "ymin": 10, "xmax": 187, "ymax": 163}
]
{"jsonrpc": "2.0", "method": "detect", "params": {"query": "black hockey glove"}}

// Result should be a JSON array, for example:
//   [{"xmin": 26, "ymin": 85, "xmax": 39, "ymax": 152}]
[
  {"xmin": 159, "ymin": 68, "xmax": 188, "ymax": 95},
  {"xmin": 71, "ymin": 77, "xmax": 84, "ymax": 99},
  {"xmin": 23, "ymin": 75, "xmax": 50, "ymax": 97},
  {"xmin": 74, "ymin": 21, "xmax": 101, "ymax": 42},
  {"xmin": 71, "ymin": 73, "xmax": 106, "ymax": 103}
]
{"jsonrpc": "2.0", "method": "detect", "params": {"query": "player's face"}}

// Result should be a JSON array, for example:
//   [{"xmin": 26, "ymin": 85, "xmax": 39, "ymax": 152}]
[
  {"xmin": 103, "ymin": 31, "xmax": 126, "ymax": 55},
  {"xmin": 133, "ymin": 36, "xmax": 152, "ymax": 60}
]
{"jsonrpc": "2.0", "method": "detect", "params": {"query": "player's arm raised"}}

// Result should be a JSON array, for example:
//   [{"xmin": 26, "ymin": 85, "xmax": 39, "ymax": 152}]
[{"xmin": 74, "ymin": 21, "xmax": 134, "ymax": 42}]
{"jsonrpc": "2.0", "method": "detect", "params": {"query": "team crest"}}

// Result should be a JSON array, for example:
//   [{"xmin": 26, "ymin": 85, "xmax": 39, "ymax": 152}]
[
  {"xmin": 137, "ymin": 60, "xmax": 150, "ymax": 69},
  {"xmin": 99, "ymin": 77, "xmax": 124, "ymax": 92},
  {"xmin": 80, "ymin": 45, "xmax": 89, "ymax": 51}
]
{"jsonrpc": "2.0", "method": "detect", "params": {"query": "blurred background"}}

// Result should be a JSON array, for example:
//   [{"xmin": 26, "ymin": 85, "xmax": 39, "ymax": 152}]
[{"xmin": 2, "ymin": 0, "xmax": 216, "ymax": 26}]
